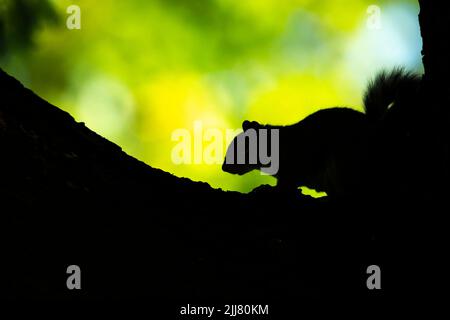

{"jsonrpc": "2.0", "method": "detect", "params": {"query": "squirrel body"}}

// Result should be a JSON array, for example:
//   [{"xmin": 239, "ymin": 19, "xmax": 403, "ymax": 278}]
[{"xmin": 222, "ymin": 68, "xmax": 422, "ymax": 197}]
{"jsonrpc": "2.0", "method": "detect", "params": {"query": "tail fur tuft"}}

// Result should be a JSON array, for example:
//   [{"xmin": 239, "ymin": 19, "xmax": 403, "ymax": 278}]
[{"xmin": 363, "ymin": 67, "xmax": 421, "ymax": 120}]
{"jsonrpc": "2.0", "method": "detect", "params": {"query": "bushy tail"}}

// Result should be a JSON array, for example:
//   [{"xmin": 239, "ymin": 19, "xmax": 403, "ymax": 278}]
[{"xmin": 363, "ymin": 67, "xmax": 421, "ymax": 121}]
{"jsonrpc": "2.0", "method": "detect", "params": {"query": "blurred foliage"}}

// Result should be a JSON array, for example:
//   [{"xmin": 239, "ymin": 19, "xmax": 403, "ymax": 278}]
[
  {"xmin": 0, "ymin": 0, "xmax": 58, "ymax": 55},
  {"xmin": 0, "ymin": 0, "xmax": 423, "ymax": 193}
]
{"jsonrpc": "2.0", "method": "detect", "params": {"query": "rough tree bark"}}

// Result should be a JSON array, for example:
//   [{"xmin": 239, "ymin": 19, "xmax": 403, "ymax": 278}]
[{"xmin": 0, "ymin": 67, "xmax": 337, "ymax": 302}]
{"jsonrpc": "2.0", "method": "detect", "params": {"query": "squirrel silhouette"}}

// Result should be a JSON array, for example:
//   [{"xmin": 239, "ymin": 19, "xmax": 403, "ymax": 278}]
[{"xmin": 222, "ymin": 68, "xmax": 422, "ymax": 197}]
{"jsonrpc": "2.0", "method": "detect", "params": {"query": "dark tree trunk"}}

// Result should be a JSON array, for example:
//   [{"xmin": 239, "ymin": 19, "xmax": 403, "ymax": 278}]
[{"xmin": 419, "ymin": 0, "xmax": 450, "ymax": 107}]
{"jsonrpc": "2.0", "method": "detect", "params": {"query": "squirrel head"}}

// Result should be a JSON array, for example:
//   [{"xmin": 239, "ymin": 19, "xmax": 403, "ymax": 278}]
[
  {"xmin": 222, "ymin": 120, "xmax": 264, "ymax": 175},
  {"xmin": 242, "ymin": 120, "xmax": 260, "ymax": 131}
]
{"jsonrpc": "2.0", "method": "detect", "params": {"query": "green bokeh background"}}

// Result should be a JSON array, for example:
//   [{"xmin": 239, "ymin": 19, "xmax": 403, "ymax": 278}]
[{"xmin": 0, "ymin": 0, "xmax": 423, "ymax": 192}]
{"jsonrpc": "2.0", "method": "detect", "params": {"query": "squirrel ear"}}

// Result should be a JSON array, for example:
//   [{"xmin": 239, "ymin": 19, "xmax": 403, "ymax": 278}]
[{"xmin": 242, "ymin": 120, "xmax": 259, "ymax": 131}]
